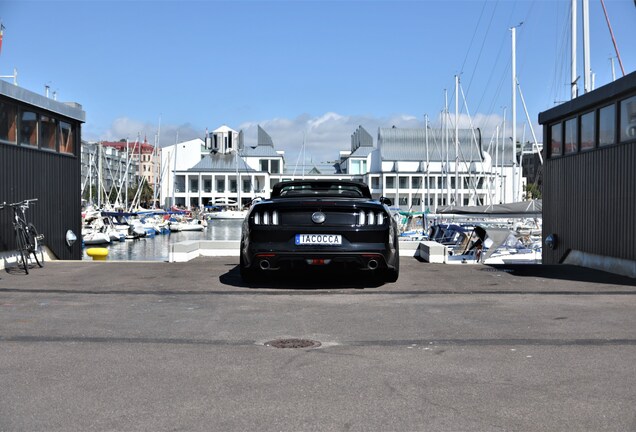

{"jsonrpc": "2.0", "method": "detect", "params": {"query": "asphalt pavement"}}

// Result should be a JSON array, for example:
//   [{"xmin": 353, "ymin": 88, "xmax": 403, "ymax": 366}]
[{"xmin": 1, "ymin": 257, "xmax": 635, "ymax": 431}]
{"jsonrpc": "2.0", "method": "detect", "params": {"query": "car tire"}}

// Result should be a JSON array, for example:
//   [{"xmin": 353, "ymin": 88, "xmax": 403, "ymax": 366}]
[
  {"xmin": 239, "ymin": 242, "xmax": 256, "ymax": 283},
  {"xmin": 384, "ymin": 253, "xmax": 399, "ymax": 283}
]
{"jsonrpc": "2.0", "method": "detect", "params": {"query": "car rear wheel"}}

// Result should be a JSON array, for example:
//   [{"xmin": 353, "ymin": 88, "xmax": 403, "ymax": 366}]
[
  {"xmin": 239, "ymin": 242, "xmax": 257, "ymax": 283},
  {"xmin": 384, "ymin": 253, "xmax": 399, "ymax": 283}
]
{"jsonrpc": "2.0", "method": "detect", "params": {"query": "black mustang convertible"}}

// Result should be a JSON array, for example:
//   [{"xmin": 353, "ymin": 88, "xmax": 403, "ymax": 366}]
[{"xmin": 239, "ymin": 180, "xmax": 400, "ymax": 282}]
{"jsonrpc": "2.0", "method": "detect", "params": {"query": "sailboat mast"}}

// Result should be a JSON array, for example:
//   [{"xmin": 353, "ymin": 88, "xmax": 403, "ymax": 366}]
[
  {"xmin": 236, "ymin": 146, "xmax": 241, "ymax": 208},
  {"xmin": 495, "ymin": 124, "xmax": 499, "ymax": 205},
  {"xmin": 172, "ymin": 130, "xmax": 179, "ymax": 208},
  {"xmin": 582, "ymin": 0, "xmax": 592, "ymax": 93},
  {"xmin": 153, "ymin": 116, "xmax": 161, "ymax": 209},
  {"xmin": 571, "ymin": 0, "xmax": 578, "ymax": 99},
  {"xmin": 454, "ymin": 74, "xmax": 459, "ymax": 206},
  {"xmin": 125, "ymin": 138, "xmax": 129, "ymax": 207},
  {"xmin": 501, "ymin": 107, "xmax": 506, "ymax": 204},
  {"xmin": 511, "ymin": 25, "xmax": 518, "ymax": 202},
  {"xmin": 444, "ymin": 89, "xmax": 450, "ymax": 206},
  {"xmin": 425, "ymin": 114, "xmax": 430, "ymax": 213},
  {"xmin": 97, "ymin": 141, "xmax": 103, "ymax": 208}
]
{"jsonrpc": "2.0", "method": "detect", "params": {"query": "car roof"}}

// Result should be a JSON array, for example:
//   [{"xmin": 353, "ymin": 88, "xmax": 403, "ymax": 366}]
[{"xmin": 271, "ymin": 180, "xmax": 372, "ymax": 199}]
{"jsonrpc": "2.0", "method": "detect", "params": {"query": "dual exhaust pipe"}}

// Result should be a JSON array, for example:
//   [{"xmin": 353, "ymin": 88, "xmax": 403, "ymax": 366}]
[{"xmin": 257, "ymin": 258, "xmax": 379, "ymax": 271}]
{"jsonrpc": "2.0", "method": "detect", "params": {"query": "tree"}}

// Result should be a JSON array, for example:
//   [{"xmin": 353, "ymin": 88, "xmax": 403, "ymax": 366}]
[{"xmin": 525, "ymin": 183, "xmax": 542, "ymax": 200}]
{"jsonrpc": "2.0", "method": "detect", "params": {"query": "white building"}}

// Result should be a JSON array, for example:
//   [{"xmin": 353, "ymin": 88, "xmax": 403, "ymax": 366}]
[
  {"xmin": 159, "ymin": 138, "xmax": 206, "ymax": 208},
  {"xmin": 360, "ymin": 126, "xmax": 520, "ymax": 212},
  {"xmin": 159, "ymin": 124, "xmax": 525, "ymax": 211}
]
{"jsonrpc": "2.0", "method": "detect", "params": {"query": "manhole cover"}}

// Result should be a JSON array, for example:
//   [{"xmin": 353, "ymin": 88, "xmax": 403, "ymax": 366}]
[{"xmin": 265, "ymin": 338, "xmax": 321, "ymax": 349}]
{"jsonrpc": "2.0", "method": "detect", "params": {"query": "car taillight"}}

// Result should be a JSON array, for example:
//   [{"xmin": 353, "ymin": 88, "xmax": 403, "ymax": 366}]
[
  {"xmin": 253, "ymin": 210, "xmax": 279, "ymax": 225},
  {"xmin": 357, "ymin": 211, "xmax": 386, "ymax": 226}
]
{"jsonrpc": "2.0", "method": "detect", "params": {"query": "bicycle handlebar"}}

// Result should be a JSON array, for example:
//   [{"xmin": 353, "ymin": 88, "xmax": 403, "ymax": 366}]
[{"xmin": 7, "ymin": 198, "xmax": 38, "ymax": 207}]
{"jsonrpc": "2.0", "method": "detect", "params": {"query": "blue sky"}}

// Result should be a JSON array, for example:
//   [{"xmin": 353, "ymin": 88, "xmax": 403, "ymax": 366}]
[{"xmin": 1, "ymin": 0, "xmax": 635, "ymax": 165}]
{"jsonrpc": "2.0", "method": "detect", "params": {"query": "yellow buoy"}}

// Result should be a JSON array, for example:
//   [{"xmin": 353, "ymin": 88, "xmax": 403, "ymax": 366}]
[{"xmin": 86, "ymin": 247, "xmax": 109, "ymax": 261}]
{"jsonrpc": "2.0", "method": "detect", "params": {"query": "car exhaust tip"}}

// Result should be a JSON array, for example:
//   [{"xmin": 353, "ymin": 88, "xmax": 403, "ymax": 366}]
[
  {"xmin": 259, "ymin": 260, "xmax": 271, "ymax": 270},
  {"xmin": 367, "ymin": 259, "xmax": 378, "ymax": 270}
]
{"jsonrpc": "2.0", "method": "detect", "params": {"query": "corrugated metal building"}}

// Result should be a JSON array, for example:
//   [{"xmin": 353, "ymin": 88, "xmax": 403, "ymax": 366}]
[
  {"xmin": 538, "ymin": 70, "xmax": 636, "ymax": 276},
  {"xmin": 0, "ymin": 80, "xmax": 85, "ymax": 262}
]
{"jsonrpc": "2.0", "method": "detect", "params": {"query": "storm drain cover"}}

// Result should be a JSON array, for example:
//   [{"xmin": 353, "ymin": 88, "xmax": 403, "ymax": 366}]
[{"xmin": 265, "ymin": 338, "xmax": 321, "ymax": 349}]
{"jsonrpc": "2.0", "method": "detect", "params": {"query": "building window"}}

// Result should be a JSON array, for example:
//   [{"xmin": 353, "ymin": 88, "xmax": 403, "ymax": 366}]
[
  {"xmin": 412, "ymin": 197, "xmax": 421, "ymax": 206},
  {"xmin": 386, "ymin": 176, "xmax": 395, "ymax": 189},
  {"xmin": 271, "ymin": 160, "xmax": 280, "ymax": 174},
  {"xmin": 550, "ymin": 123, "xmax": 562, "ymax": 156},
  {"xmin": 580, "ymin": 111, "xmax": 595, "ymax": 151},
  {"xmin": 350, "ymin": 160, "xmax": 360, "ymax": 175},
  {"xmin": 20, "ymin": 111, "xmax": 38, "ymax": 147},
  {"xmin": 229, "ymin": 179, "xmax": 237, "ymax": 193},
  {"xmin": 0, "ymin": 101, "xmax": 17, "ymax": 144},
  {"xmin": 260, "ymin": 159, "xmax": 268, "ymax": 171},
  {"xmin": 190, "ymin": 179, "xmax": 198, "ymax": 193},
  {"xmin": 399, "ymin": 176, "xmax": 408, "ymax": 189},
  {"xmin": 411, "ymin": 177, "xmax": 421, "ymax": 189},
  {"xmin": 564, "ymin": 118, "xmax": 577, "ymax": 154},
  {"xmin": 398, "ymin": 196, "xmax": 408, "ymax": 206},
  {"xmin": 216, "ymin": 178, "xmax": 225, "ymax": 192},
  {"xmin": 59, "ymin": 121, "xmax": 75, "ymax": 154},
  {"xmin": 40, "ymin": 115, "xmax": 57, "ymax": 151},
  {"xmin": 242, "ymin": 178, "xmax": 251, "ymax": 193},
  {"xmin": 619, "ymin": 95, "xmax": 636, "ymax": 143},
  {"xmin": 598, "ymin": 104, "xmax": 616, "ymax": 147},
  {"xmin": 371, "ymin": 177, "xmax": 380, "ymax": 189},
  {"xmin": 204, "ymin": 180, "xmax": 212, "ymax": 193}
]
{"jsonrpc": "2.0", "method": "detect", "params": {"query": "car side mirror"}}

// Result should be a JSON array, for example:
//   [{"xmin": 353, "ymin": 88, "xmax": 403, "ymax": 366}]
[{"xmin": 380, "ymin": 196, "xmax": 392, "ymax": 206}]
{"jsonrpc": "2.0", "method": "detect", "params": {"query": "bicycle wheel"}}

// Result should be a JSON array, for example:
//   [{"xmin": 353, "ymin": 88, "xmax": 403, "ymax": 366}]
[
  {"xmin": 27, "ymin": 223, "xmax": 44, "ymax": 268},
  {"xmin": 15, "ymin": 227, "xmax": 29, "ymax": 274}
]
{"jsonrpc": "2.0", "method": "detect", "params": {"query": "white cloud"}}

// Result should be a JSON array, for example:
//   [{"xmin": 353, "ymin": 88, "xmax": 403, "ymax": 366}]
[
  {"xmin": 83, "ymin": 117, "xmax": 203, "ymax": 146},
  {"xmin": 85, "ymin": 112, "xmax": 540, "ymax": 167}
]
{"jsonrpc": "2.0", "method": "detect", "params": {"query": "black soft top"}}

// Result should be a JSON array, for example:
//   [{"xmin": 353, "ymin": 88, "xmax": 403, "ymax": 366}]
[{"xmin": 271, "ymin": 180, "xmax": 372, "ymax": 199}]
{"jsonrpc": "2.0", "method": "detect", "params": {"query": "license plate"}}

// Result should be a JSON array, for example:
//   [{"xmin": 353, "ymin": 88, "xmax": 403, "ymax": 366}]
[{"xmin": 295, "ymin": 234, "xmax": 342, "ymax": 245}]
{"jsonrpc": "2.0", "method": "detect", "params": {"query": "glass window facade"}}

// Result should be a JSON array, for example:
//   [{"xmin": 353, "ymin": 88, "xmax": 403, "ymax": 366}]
[
  {"xmin": 0, "ymin": 101, "xmax": 17, "ymax": 144},
  {"xmin": 270, "ymin": 160, "xmax": 280, "ymax": 174},
  {"xmin": 564, "ymin": 118, "xmax": 577, "ymax": 154},
  {"xmin": 580, "ymin": 111, "xmax": 595, "ymax": 151},
  {"xmin": 20, "ymin": 111, "xmax": 38, "ymax": 147},
  {"xmin": 40, "ymin": 115, "xmax": 57, "ymax": 151},
  {"xmin": 598, "ymin": 104, "xmax": 615, "ymax": 147},
  {"xmin": 620, "ymin": 95, "xmax": 636, "ymax": 142},
  {"xmin": 550, "ymin": 123, "xmax": 562, "ymax": 157},
  {"xmin": 1, "ymin": 103, "xmax": 78, "ymax": 156}
]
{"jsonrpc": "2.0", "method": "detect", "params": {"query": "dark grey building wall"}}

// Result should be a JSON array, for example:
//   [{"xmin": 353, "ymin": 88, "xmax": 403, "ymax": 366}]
[
  {"xmin": 541, "ymin": 141, "xmax": 635, "ymax": 264},
  {"xmin": 539, "ymin": 71, "xmax": 636, "ymax": 265},
  {"xmin": 0, "ymin": 144, "xmax": 82, "ymax": 260},
  {"xmin": 0, "ymin": 82, "xmax": 85, "ymax": 261}
]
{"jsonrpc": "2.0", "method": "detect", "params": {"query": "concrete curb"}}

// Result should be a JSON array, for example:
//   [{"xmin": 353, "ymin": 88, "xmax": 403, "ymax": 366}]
[{"xmin": 168, "ymin": 240, "xmax": 422, "ymax": 263}]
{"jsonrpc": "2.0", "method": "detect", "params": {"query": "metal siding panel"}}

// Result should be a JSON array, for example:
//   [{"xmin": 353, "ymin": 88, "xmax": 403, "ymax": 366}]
[
  {"xmin": 0, "ymin": 145, "xmax": 81, "ymax": 260},
  {"xmin": 543, "ymin": 143, "xmax": 635, "ymax": 264}
]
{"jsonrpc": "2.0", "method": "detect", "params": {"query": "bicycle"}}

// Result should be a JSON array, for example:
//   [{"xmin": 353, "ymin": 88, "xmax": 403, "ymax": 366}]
[{"xmin": 2, "ymin": 199, "xmax": 44, "ymax": 274}]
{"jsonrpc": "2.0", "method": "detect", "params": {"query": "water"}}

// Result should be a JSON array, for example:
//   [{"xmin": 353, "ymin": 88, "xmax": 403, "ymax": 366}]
[{"xmin": 81, "ymin": 219, "xmax": 243, "ymax": 261}]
